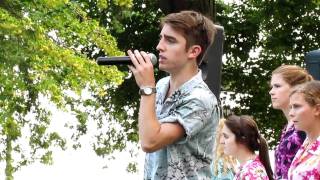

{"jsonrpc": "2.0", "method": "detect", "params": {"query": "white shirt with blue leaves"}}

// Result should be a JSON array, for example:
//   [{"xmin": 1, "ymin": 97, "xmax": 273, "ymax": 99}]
[{"xmin": 144, "ymin": 71, "xmax": 219, "ymax": 180}]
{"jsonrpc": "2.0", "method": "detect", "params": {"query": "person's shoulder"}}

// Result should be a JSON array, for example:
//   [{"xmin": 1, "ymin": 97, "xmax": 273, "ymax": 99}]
[
  {"xmin": 286, "ymin": 127, "xmax": 306, "ymax": 144},
  {"xmin": 190, "ymin": 83, "xmax": 217, "ymax": 103},
  {"xmin": 243, "ymin": 157, "xmax": 265, "ymax": 174},
  {"xmin": 243, "ymin": 159, "xmax": 267, "ymax": 177}
]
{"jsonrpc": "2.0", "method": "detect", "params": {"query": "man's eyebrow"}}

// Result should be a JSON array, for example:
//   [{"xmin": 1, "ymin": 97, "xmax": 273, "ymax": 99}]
[{"xmin": 162, "ymin": 34, "xmax": 177, "ymax": 41}]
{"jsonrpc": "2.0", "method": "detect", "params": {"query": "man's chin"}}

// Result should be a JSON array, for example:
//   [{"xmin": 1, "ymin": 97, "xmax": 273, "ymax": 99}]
[{"xmin": 158, "ymin": 65, "xmax": 169, "ymax": 72}]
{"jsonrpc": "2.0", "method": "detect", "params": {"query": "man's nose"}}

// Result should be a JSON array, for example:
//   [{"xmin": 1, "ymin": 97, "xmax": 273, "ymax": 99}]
[{"xmin": 156, "ymin": 38, "xmax": 164, "ymax": 51}]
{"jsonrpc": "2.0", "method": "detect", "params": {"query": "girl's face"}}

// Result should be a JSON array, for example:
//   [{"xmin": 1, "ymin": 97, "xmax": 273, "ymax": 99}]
[
  {"xmin": 289, "ymin": 93, "xmax": 319, "ymax": 133},
  {"xmin": 220, "ymin": 125, "xmax": 238, "ymax": 157},
  {"xmin": 269, "ymin": 74, "xmax": 292, "ymax": 110}
]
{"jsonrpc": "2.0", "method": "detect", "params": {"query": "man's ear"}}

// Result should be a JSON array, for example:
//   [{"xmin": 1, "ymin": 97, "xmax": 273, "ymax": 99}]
[{"xmin": 188, "ymin": 45, "xmax": 202, "ymax": 60}]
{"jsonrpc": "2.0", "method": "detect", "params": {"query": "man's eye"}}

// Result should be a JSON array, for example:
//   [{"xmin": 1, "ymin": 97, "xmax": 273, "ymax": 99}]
[{"xmin": 167, "ymin": 39, "xmax": 175, "ymax": 43}]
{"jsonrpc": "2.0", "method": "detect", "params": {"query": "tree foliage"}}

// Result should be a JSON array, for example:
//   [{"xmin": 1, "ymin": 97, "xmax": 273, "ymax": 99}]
[
  {"xmin": 218, "ymin": 0, "xmax": 320, "ymax": 146},
  {"xmin": 1, "ymin": 0, "xmax": 320, "ymax": 178},
  {"xmin": 0, "ymin": 0, "xmax": 133, "ymax": 178},
  {"xmin": 100, "ymin": 0, "xmax": 320, "ymax": 148},
  {"xmin": 76, "ymin": 0, "xmax": 165, "ymax": 149}
]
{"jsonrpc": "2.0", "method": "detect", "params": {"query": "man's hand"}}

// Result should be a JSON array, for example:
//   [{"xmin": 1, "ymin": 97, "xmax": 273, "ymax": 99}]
[{"xmin": 127, "ymin": 50, "xmax": 156, "ymax": 88}]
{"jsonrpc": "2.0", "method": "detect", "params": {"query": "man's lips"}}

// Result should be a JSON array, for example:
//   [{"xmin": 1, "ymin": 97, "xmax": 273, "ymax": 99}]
[{"xmin": 158, "ymin": 55, "xmax": 166, "ymax": 62}]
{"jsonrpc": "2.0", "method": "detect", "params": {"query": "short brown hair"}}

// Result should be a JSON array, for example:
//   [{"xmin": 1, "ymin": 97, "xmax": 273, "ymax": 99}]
[
  {"xmin": 272, "ymin": 65, "xmax": 313, "ymax": 86},
  {"xmin": 161, "ymin": 10, "xmax": 216, "ymax": 64}
]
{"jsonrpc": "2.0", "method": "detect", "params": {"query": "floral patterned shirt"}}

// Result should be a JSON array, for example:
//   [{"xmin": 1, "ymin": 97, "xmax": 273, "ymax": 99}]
[
  {"xmin": 144, "ymin": 71, "xmax": 219, "ymax": 180},
  {"xmin": 288, "ymin": 136, "xmax": 320, "ymax": 180},
  {"xmin": 234, "ymin": 156, "xmax": 269, "ymax": 180},
  {"xmin": 275, "ymin": 124, "xmax": 306, "ymax": 179}
]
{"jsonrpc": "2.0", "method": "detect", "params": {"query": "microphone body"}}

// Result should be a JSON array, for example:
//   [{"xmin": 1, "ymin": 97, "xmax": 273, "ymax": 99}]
[{"xmin": 97, "ymin": 53, "xmax": 157, "ymax": 66}]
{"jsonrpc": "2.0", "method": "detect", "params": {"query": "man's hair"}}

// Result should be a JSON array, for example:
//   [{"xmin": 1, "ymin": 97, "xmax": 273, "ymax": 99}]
[{"xmin": 160, "ymin": 10, "xmax": 216, "ymax": 64}]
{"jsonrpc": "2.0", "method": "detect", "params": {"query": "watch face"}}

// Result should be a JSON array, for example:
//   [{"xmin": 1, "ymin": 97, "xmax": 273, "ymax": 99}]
[
  {"xmin": 140, "ymin": 87, "xmax": 156, "ymax": 95},
  {"xmin": 144, "ymin": 88, "xmax": 152, "ymax": 94}
]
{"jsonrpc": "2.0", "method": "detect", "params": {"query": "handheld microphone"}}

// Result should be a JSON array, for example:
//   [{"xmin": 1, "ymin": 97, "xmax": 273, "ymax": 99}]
[{"xmin": 96, "ymin": 53, "xmax": 157, "ymax": 65}]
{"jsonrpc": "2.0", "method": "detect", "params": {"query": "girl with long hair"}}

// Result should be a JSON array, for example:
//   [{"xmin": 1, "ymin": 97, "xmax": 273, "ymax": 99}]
[
  {"xmin": 212, "ymin": 119, "xmax": 237, "ymax": 180},
  {"xmin": 220, "ymin": 115, "xmax": 273, "ymax": 180},
  {"xmin": 269, "ymin": 65, "xmax": 313, "ymax": 179}
]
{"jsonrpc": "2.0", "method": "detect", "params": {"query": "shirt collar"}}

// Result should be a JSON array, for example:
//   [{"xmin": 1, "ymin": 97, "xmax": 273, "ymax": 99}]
[
  {"xmin": 304, "ymin": 136, "xmax": 320, "ymax": 155},
  {"xmin": 156, "ymin": 70, "xmax": 203, "ymax": 103},
  {"xmin": 178, "ymin": 70, "xmax": 203, "ymax": 92}
]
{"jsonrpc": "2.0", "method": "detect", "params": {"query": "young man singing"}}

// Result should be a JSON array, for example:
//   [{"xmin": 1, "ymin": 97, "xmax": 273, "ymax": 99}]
[{"xmin": 128, "ymin": 10, "xmax": 219, "ymax": 179}]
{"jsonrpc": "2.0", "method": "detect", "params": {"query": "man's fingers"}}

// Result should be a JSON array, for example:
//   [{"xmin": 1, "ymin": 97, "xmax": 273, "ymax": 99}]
[
  {"xmin": 134, "ymin": 50, "xmax": 146, "ymax": 65},
  {"xmin": 141, "ymin": 51, "xmax": 152, "ymax": 65},
  {"xmin": 127, "ymin": 50, "xmax": 140, "ymax": 67},
  {"xmin": 127, "ymin": 65, "xmax": 135, "ymax": 72}
]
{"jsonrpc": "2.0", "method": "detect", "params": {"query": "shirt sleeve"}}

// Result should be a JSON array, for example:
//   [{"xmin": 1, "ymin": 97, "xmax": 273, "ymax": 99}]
[{"xmin": 159, "ymin": 88, "xmax": 218, "ymax": 142}]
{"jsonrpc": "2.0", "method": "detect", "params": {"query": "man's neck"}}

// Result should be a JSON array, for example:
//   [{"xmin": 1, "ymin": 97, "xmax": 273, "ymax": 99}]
[{"xmin": 169, "ymin": 66, "xmax": 198, "ymax": 91}]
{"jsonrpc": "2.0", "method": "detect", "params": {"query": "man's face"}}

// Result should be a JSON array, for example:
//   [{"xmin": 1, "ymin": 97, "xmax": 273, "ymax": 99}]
[{"xmin": 156, "ymin": 24, "xmax": 191, "ymax": 74}]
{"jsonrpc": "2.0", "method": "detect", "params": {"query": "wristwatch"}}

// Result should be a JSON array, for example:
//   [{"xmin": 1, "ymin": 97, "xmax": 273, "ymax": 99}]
[{"xmin": 139, "ymin": 87, "xmax": 156, "ymax": 96}]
